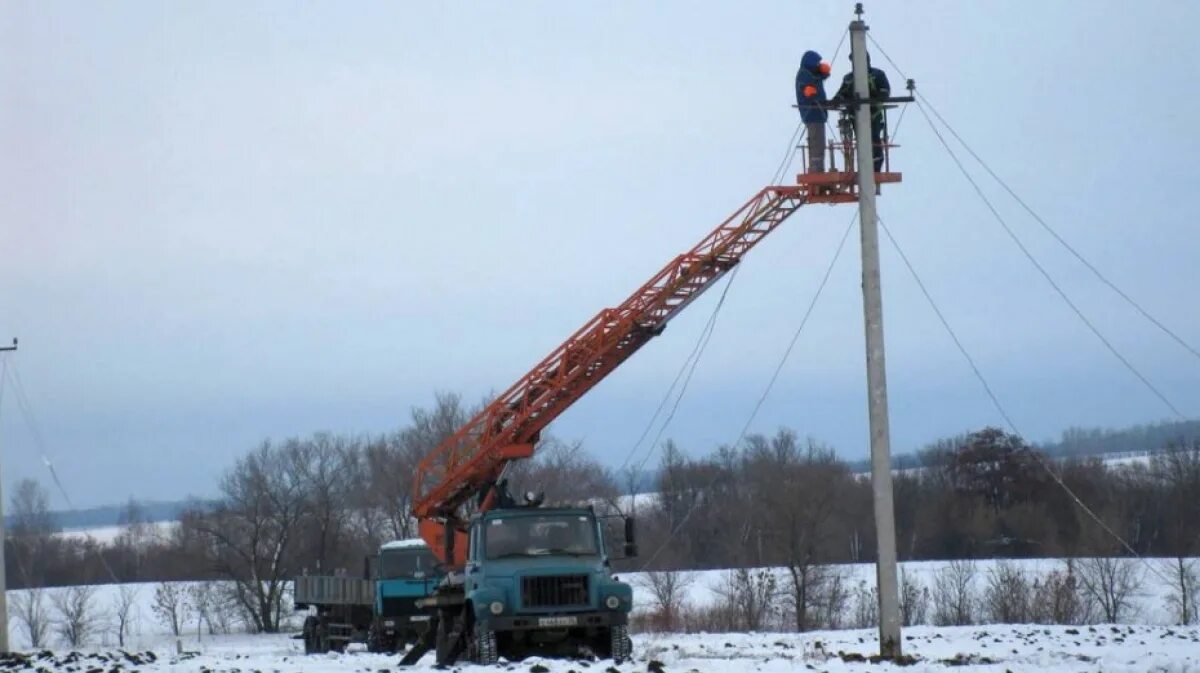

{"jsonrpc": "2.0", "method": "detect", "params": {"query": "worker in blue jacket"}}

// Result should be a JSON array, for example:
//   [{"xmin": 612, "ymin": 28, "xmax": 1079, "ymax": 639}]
[{"xmin": 795, "ymin": 49, "xmax": 832, "ymax": 172}]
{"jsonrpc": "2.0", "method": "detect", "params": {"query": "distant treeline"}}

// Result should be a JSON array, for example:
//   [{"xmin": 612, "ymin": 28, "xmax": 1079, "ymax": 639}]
[
  {"xmin": 1038, "ymin": 420, "xmax": 1200, "ymax": 457},
  {"xmin": 842, "ymin": 419, "xmax": 1200, "ymax": 473},
  {"xmin": 5, "ymin": 394, "xmax": 1200, "ymax": 634},
  {"xmin": 3, "ymin": 499, "xmax": 210, "ymax": 531}
]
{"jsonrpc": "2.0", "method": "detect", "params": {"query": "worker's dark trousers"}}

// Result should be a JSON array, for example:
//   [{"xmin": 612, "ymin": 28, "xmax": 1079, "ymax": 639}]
[
  {"xmin": 848, "ymin": 117, "xmax": 886, "ymax": 171},
  {"xmin": 870, "ymin": 117, "xmax": 885, "ymax": 171},
  {"xmin": 806, "ymin": 122, "xmax": 825, "ymax": 172}
]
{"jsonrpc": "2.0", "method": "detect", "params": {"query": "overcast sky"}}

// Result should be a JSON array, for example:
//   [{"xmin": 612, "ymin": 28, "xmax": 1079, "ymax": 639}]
[{"xmin": 3, "ymin": 1, "xmax": 1199, "ymax": 509}]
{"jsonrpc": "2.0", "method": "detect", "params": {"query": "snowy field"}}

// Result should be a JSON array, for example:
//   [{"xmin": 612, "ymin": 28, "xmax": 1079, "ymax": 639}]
[
  {"xmin": 5, "ymin": 557, "xmax": 1197, "ymax": 671},
  {"xmin": 1, "ymin": 624, "xmax": 1197, "ymax": 673}
]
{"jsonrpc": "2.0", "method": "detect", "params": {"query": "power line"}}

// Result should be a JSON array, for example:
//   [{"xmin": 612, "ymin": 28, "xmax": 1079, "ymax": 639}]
[
  {"xmin": 877, "ymin": 214, "xmax": 1176, "ymax": 589},
  {"xmin": 639, "ymin": 212, "xmax": 856, "ymax": 571},
  {"xmin": 916, "ymin": 93, "xmax": 1200, "ymax": 366},
  {"xmin": 913, "ymin": 97, "xmax": 1186, "ymax": 420},
  {"xmin": 866, "ymin": 32, "xmax": 1200, "ymax": 367},
  {"xmin": 4, "ymin": 360, "xmax": 123, "ymax": 584},
  {"xmin": 627, "ymin": 267, "xmax": 742, "ymax": 479},
  {"xmin": 617, "ymin": 23, "xmax": 849, "ymax": 484}
]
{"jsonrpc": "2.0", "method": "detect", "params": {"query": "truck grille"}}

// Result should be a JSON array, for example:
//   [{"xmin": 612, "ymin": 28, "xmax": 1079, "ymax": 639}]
[
  {"xmin": 521, "ymin": 574, "xmax": 590, "ymax": 608},
  {"xmin": 380, "ymin": 596, "xmax": 423, "ymax": 617}
]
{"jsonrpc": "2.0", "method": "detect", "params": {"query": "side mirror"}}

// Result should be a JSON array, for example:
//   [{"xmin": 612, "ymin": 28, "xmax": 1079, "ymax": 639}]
[{"xmin": 623, "ymin": 517, "xmax": 638, "ymax": 558}]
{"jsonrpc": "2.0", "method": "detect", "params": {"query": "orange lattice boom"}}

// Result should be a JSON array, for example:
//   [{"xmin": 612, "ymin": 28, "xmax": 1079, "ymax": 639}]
[{"xmin": 414, "ymin": 147, "xmax": 901, "ymax": 565}]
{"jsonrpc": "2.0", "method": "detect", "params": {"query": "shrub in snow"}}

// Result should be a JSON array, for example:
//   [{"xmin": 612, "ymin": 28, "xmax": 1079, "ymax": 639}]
[
  {"xmin": 636, "ymin": 571, "xmax": 695, "ymax": 632},
  {"xmin": 852, "ymin": 580, "xmax": 878, "ymax": 629},
  {"xmin": 50, "ymin": 585, "xmax": 101, "ymax": 647},
  {"xmin": 11, "ymin": 587, "xmax": 51, "ymax": 649},
  {"xmin": 111, "ymin": 584, "xmax": 140, "ymax": 648},
  {"xmin": 983, "ymin": 561, "xmax": 1032, "ymax": 623},
  {"xmin": 1031, "ymin": 560, "xmax": 1086, "ymax": 625},
  {"xmin": 932, "ymin": 559, "xmax": 978, "ymax": 626},
  {"xmin": 714, "ymin": 568, "xmax": 777, "ymax": 632},
  {"xmin": 153, "ymin": 582, "xmax": 192, "ymax": 637},
  {"xmin": 899, "ymin": 569, "xmax": 929, "ymax": 626},
  {"xmin": 1164, "ymin": 557, "xmax": 1199, "ymax": 625},
  {"xmin": 1076, "ymin": 556, "xmax": 1142, "ymax": 623}
]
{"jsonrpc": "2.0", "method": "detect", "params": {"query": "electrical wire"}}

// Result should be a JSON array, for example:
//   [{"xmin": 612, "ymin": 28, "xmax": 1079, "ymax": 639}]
[
  {"xmin": 867, "ymin": 31, "xmax": 1200, "ymax": 366},
  {"xmin": 913, "ymin": 98, "xmax": 1185, "ymax": 420},
  {"xmin": 877, "ymin": 214, "xmax": 1177, "ymax": 588},
  {"xmin": 625, "ymin": 266, "xmax": 741, "ymax": 479},
  {"xmin": 3, "ymin": 359, "xmax": 123, "ymax": 584},
  {"xmin": 920, "ymin": 94, "xmax": 1200, "ymax": 366},
  {"xmin": 638, "ymin": 211, "xmax": 857, "ymax": 571},
  {"xmin": 615, "ymin": 26, "xmax": 851, "ymax": 485}
]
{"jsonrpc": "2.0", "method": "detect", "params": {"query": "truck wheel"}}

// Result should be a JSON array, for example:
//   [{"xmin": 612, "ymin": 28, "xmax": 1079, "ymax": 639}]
[
  {"xmin": 609, "ymin": 625, "xmax": 632, "ymax": 663},
  {"xmin": 366, "ymin": 624, "xmax": 385, "ymax": 653},
  {"xmin": 468, "ymin": 626, "xmax": 498, "ymax": 664},
  {"xmin": 303, "ymin": 616, "xmax": 320, "ymax": 655}
]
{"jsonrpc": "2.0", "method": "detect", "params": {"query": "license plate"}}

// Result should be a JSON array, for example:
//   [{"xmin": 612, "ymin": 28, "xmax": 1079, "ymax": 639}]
[
  {"xmin": 538, "ymin": 616, "xmax": 578, "ymax": 627},
  {"xmin": 410, "ymin": 615, "xmax": 431, "ymax": 622}
]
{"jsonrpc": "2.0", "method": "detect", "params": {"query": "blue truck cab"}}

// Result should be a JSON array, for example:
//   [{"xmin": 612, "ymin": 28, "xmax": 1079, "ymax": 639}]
[
  {"xmin": 452, "ymin": 506, "xmax": 634, "ymax": 663},
  {"xmin": 370, "ymin": 538, "xmax": 441, "ymax": 651}
]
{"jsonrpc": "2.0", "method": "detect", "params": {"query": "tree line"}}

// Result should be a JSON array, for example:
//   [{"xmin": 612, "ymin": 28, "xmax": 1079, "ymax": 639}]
[{"xmin": 6, "ymin": 393, "xmax": 1200, "ymax": 634}]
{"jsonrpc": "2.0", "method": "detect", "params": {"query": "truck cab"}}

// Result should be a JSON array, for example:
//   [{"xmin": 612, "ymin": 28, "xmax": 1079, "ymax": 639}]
[
  {"xmin": 450, "ymin": 506, "xmax": 634, "ymax": 664},
  {"xmin": 370, "ymin": 539, "xmax": 441, "ymax": 652}
]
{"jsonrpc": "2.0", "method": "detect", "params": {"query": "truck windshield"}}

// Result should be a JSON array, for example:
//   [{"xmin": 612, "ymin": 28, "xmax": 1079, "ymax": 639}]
[
  {"xmin": 484, "ymin": 514, "xmax": 599, "ymax": 559},
  {"xmin": 379, "ymin": 548, "xmax": 437, "ymax": 579}
]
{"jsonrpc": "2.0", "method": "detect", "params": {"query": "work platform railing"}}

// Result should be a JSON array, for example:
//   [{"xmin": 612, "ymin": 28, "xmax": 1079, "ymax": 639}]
[{"xmin": 794, "ymin": 91, "xmax": 913, "ymax": 204}]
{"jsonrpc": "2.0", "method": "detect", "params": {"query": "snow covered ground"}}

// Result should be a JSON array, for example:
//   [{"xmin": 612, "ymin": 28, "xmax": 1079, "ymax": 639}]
[
  {"xmin": 628, "ymin": 558, "xmax": 1189, "ymax": 626},
  {"xmin": 5, "ymin": 557, "xmax": 1197, "ymax": 671},
  {"xmin": 55, "ymin": 521, "xmax": 178, "ymax": 544},
  {"xmin": 1, "ymin": 624, "xmax": 1197, "ymax": 673}
]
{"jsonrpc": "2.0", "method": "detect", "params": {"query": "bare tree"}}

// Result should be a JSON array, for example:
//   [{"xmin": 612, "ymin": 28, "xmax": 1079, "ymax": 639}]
[
  {"xmin": 152, "ymin": 582, "xmax": 191, "ymax": 637},
  {"xmin": 714, "ymin": 568, "xmax": 778, "ymax": 632},
  {"xmin": 932, "ymin": 559, "xmax": 977, "ymax": 626},
  {"xmin": 819, "ymin": 567, "xmax": 851, "ymax": 630},
  {"xmin": 899, "ymin": 569, "xmax": 929, "ymax": 626},
  {"xmin": 508, "ymin": 436, "xmax": 618, "ymax": 507},
  {"xmin": 11, "ymin": 588, "xmax": 51, "ymax": 648},
  {"xmin": 983, "ymin": 561, "xmax": 1032, "ymax": 623},
  {"xmin": 750, "ymin": 433, "xmax": 847, "ymax": 632},
  {"xmin": 636, "ymin": 571, "xmax": 695, "ymax": 632},
  {"xmin": 9, "ymin": 479, "xmax": 58, "ymax": 538},
  {"xmin": 852, "ymin": 580, "xmax": 878, "ymax": 629},
  {"xmin": 9, "ymin": 479, "xmax": 58, "ymax": 589},
  {"xmin": 50, "ymin": 585, "xmax": 100, "ymax": 648},
  {"xmin": 1163, "ymin": 557, "xmax": 1198, "ymax": 625},
  {"xmin": 1031, "ymin": 560, "xmax": 1086, "ymax": 625},
  {"xmin": 1076, "ymin": 557, "xmax": 1142, "ymax": 623},
  {"xmin": 189, "ymin": 582, "xmax": 219, "ymax": 636},
  {"xmin": 296, "ymin": 433, "xmax": 360, "ymax": 571},
  {"xmin": 111, "ymin": 584, "xmax": 140, "ymax": 647},
  {"xmin": 187, "ymin": 440, "xmax": 311, "ymax": 632}
]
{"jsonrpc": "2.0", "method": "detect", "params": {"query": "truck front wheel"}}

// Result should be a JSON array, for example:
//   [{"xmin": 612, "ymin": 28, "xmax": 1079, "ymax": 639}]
[
  {"xmin": 609, "ymin": 625, "xmax": 632, "ymax": 663},
  {"xmin": 468, "ymin": 625, "xmax": 498, "ymax": 664}
]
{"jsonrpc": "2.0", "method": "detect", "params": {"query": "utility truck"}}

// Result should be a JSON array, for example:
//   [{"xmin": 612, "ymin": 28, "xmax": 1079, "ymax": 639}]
[
  {"xmin": 293, "ymin": 538, "xmax": 440, "ymax": 654},
  {"xmin": 397, "ymin": 35, "xmax": 906, "ymax": 665}
]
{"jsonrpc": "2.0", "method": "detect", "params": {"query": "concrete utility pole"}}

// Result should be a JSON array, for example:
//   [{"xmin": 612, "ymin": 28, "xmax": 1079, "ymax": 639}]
[
  {"xmin": 0, "ymin": 337, "xmax": 16, "ymax": 653},
  {"xmin": 849, "ymin": 14, "xmax": 902, "ymax": 658}
]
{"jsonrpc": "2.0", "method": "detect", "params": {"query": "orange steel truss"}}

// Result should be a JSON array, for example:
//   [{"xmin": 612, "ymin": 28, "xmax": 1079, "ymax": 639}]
[{"xmin": 412, "ymin": 169, "xmax": 898, "ymax": 565}]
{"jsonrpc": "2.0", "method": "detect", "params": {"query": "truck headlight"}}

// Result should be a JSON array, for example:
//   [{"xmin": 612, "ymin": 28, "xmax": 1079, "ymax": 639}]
[
  {"xmin": 489, "ymin": 601, "xmax": 505, "ymax": 615},
  {"xmin": 605, "ymin": 595, "xmax": 620, "ymax": 610}
]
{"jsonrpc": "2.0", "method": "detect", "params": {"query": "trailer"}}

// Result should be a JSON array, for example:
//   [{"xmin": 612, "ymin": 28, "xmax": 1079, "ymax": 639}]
[{"xmin": 294, "ymin": 539, "xmax": 440, "ymax": 654}]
